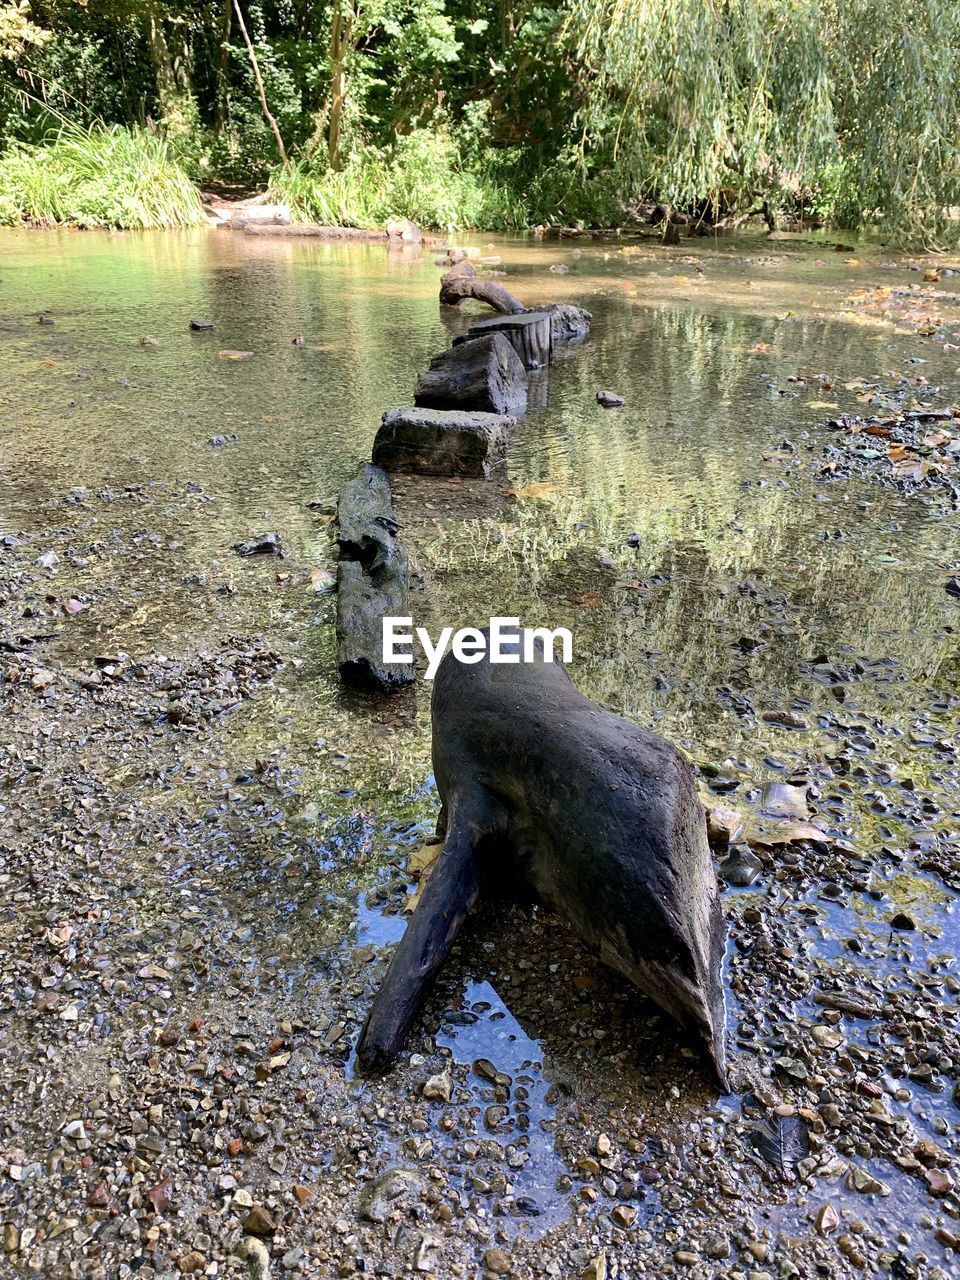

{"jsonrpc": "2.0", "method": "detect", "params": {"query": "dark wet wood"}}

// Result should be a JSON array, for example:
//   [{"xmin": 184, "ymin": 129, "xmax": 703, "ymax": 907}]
[
  {"xmin": 335, "ymin": 464, "xmax": 412, "ymax": 691},
  {"xmin": 439, "ymin": 260, "xmax": 525, "ymax": 314},
  {"xmin": 456, "ymin": 310, "xmax": 552, "ymax": 370},
  {"xmin": 414, "ymin": 332, "xmax": 528, "ymax": 417},
  {"xmin": 357, "ymin": 633, "xmax": 728, "ymax": 1085},
  {"xmin": 336, "ymin": 463, "xmax": 399, "ymax": 568},
  {"xmin": 336, "ymin": 558, "xmax": 412, "ymax": 690},
  {"xmin": 372, "ymin": 408, "xmax": 513, "ymax": 479}
]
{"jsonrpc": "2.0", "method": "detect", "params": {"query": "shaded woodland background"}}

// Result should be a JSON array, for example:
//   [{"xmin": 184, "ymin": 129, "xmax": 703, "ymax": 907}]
[{"xmin": 1, "ymin": 0, "xmax": 959, "ymax": 241}]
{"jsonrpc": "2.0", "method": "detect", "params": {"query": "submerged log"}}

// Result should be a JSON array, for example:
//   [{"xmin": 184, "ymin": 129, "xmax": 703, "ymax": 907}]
[
  {"xmin": 335, "ymin": 464, "xmax": 412, "ymax": 691},
  {"xmin": 336, "ymin": 462, "xmax": 400, "ymax": 570},
  {"xmin": 372, "ymin": 408, "xmax": 515, "ymax": 479},
  {"xmin": 414, "ymin": 333, "xmax": 528, "ymax": 417},
  {"xmin": 356, "ymin": 631, "xmax": 728, "ymax": 1085},
  {"xmin": 455, "ymin": 310, "xmax": 552, "ymax": 370},
  {"xmin": 439, "ymin": 260, "xmax": 525, "ymax": 314},
  {"xmin": 336, "ymin": 559, "xmax": 411, "ymax": 690}
]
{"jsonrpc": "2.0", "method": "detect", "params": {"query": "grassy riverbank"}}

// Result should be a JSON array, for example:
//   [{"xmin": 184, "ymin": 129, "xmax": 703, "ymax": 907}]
[
  {"xmin": 0, "ymin": 123, "xmax": 622, "ymax": 233},
  {"xmin": 266, "ymin": 131, "xmax": 624, "ymax": 233},
  {"xmin": 0, "ymin": 125, "xmax": 204, "ymax": 230}
]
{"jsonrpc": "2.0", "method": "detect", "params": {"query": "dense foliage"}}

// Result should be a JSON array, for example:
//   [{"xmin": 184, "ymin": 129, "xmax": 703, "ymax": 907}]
[
  {"xmin": 0, "ymin": 0, "xmax": 958, "ymax": 240},
  {"xmin": 0, "ymin": 122, "xmax": 204, "ymax": 227}
]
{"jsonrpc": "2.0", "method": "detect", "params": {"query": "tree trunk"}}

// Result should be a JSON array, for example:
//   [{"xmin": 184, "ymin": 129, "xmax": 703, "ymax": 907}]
[
  {"xmin": 145, "ymin": 5, "xmax": 194, "ymax": 133},
  {"xmin": 215, "ymin": 0, "xmax": 232, "ymax": 130},
  {"xmin": 232, "ymin": 0, "xmax": 289, "ymax": 168},
  {"xmin": 328, "ymin": 9, "xmax": 354, "ymax": 170},
  {"xmin": 358, "ymin": 634, "xmax": 728, "ymax": 1087}
]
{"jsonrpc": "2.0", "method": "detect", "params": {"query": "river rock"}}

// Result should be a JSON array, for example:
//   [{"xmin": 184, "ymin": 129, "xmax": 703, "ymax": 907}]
[
  {"xmin": 242, "ymin": 1205, "xmax": 276, "ymax": 1236},
  {"xmin": 358, "ymin": 1168, "xmax": 424, "ymax": 1223},
  {"xmin": 720, "ymin": 845, "xmax": 763, "ymax": 886},
  {"xmin": 541, "ymin": 302, "xmax": 592, "ymax": 343},
  {"xmin": 386, "ymin": 216, "xmax": 421, "ymax": 242},
  {"xmin": 231, "ymin": 203, "xmax": 291, "ymax": 229},
  {"xmin": 234, "ymin": 532, "xmax": 283, "ymax": 558},
  {"xmin": 422, "ymin": 1069, "xmax": 452, "ymax": 1101},
  {"xmin": 373, "ymin": 407, "xmax": 515, "ymax": 479},
  {"xmin": 484, "ymin": 1248, "xmax": 512, "ymax": 1275},
  {"xmin": 415, "ymin": 333, "xmax": 528, "ymax": 417},
  {"xmin": 705, "ymin": 1235, "xmax": 731, "ymax": 1259},
  {"xmin": 811, "ymin": 1024, "xmax": 844, "ymax": 1049},
  {"xmin": 238, "ymin": 1237, "xmax": 271, "ymax": 1280},
  {"xmin": 815, "ymin": 1203, "xmax": 840, "ymax": 1234},
  {"xmin": 848, "ymin": 1167, "xmax": 890, "ymax": 1195}
]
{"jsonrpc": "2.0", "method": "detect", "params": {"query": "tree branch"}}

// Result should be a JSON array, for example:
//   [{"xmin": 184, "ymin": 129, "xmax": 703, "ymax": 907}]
[{"xmin": 232, "ymin": 0, "xmax": 289, "ymax": 168}]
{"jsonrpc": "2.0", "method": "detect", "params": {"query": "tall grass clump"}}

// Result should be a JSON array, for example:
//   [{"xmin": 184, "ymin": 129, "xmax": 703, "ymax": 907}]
[
  {"xmin": 269, "ymin": 128, "xmax": 624, "ymax": 232},
  {"xmin": 0, "ymin": 123, "xmax": 205, "ymax": 229}
]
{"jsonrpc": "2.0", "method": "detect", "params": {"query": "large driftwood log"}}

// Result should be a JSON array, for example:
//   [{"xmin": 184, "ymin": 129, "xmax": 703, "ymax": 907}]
[
  {"xmin": 243, "ymin": 223, "xmax": 387, "ymax": 240},
  {"xmin": 414, "ymin": 333, "xmax": 528, "ymax": 417},
  {"xmin": 356, "ymin": 632, "xmax": 728, "ymax": 1085},
  {"xmin": 439, "ymin": 260, "xmax": 525, "ymax": 314},
  {"xmin": 335, "ymin": 464, "xmax": 413, "ymax": 691},
  {"xmin": 455, "ymin": 310, "xmax": 552, "ymax": 370}
]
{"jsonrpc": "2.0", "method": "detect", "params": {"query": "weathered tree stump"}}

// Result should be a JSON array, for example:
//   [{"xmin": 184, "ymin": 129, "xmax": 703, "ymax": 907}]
[
  {"xmin": 357, "ymin": 631, "xmax": 728, "ymax": 1085},
  {"xmin": 455, "ymin": 310, "xmax": 552, "ymax": 370},
  {"xmin": 373, "ymin": 408, "xmax": 515, "ymax": 479},
  {"xmin": 335, "ymin": 464, "xmax": 412, "ymax": 692},
  {"xmin": 439, "ymin": 260, "xmax": 525, "ymax": 314},
  {"xmin": 414, "ymin": 333, "xmax": 528, "ymax": 417}
]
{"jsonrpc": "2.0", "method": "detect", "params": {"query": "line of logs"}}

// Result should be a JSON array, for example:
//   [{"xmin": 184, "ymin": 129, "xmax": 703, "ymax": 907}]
[
  {"xmin": 335, "ymin": 464, "xmax": 413, "ymax": 691},
  {"xmin": 334, "ymin": 255, "xmax": 592, "ymax": 692}
]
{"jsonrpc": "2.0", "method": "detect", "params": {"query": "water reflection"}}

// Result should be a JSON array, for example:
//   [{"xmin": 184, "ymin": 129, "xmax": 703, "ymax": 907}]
[
  {"xmin": 4, "ymin": 225, "xmax": 960, "ymax": 1266},
  {"xmin": 435, "ymin": 979, "xmax": 573, "ymax": 1234}
]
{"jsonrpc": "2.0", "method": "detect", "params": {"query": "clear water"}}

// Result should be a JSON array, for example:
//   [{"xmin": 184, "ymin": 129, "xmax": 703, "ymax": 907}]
[{"xmin": 4, "ymin": 225, "xmax": 960, "ymax": 1257}]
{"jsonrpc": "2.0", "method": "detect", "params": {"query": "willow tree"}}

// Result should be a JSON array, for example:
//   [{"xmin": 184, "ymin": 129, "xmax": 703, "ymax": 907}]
[{"xmin": 570, "ymin": 0, "xmax": 960, "ymax": 246}]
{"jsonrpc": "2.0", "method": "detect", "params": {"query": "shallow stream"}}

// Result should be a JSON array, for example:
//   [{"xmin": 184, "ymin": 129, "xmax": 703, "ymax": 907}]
[{"xmin": 3, "ymin": 226, "xmax": 960, "ymax": 1277}]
